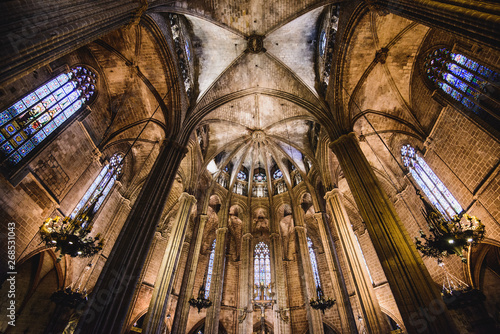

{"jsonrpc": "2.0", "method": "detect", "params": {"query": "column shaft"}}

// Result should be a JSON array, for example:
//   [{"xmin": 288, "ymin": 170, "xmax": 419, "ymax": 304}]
[
  {"xmin": 313, "ymin": 212, "xmax": 358, "ymax": 333},
  {"xmin": 142, "ymin": 192, "xmax": 197, "ymax": 334},
  {"xmin": 170, "ymin": 214, "xmax": 208, "ymax": 333},
  {"xmin": 294, "ymin": 224, "xmax": 324, "ymax": 334},
  {"xmin": 238, "ymin": 233, "xmax": 253, "ymax": 334},
  {"xmin": 324, "ymin": 191, "xmax": 388, "ymax": 333},
  {"xmin": 0, "ymin": 0, "xmax": 143, "ymax": 85},
  {"xmin": 330, "ymin": 133, "xmax": 457, "ymax": 334},
  {"xmin": 270, "ymin": 233, "xmax": 291, "ymax": 334},
  {"xmin": 370, "ymin": 0, "xmax": 500, "ymax": 51},
  {"xmin": 204, "ymin": 227, "xmax": 228, "ymax": 334},
  {"xmin": 75, "ymin": 140, "xmax": 188, "ymax": 334}
]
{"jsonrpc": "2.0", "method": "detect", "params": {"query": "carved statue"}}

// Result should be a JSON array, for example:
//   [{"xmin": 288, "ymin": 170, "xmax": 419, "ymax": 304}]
[
  {"xmin": 228, "ymin": 205, "xmax": 243, "ymax": 261},
  {"xmin": 201, "ymin": 206, "xmax": 219, "ymax": 254},
  {"xmin": 253, "ymin": 207, "xmax": 269, "ymax": 233},
  {"xmin": 280, "ymin": 206, "xmax": 294, "ymax": 261}
]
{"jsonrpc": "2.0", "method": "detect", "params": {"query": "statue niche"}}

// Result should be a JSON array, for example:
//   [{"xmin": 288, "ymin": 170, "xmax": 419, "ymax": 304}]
[
  {"xmin": 253, "ymin": 207, "xmax": 269, "ymax": 234},
  {"xmin": 280, "ymin": 205, "xmax": 295, "ymax": 261},
  {"xmin": 228, "ymin": 205, "xmax": 243, "ymax": 261}
]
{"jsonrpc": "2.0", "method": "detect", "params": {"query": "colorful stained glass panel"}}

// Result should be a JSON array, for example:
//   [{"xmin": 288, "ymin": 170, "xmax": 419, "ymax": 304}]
[
  {"xmin": 0, "ymin": 110, "xmax": 11, "ymax": 126},
  {"xmin": 7, "ymin": 152, "xmax": 22, "ymax": 165},
  {"xmin": 0, "ymin": 67, "xmax": 96, "ymax": 166},
  {"xmin": 1, "ymin": 141, "xmax": 14, "ymax": 154},
  {"xmin": 31, "ymin": 131, "xmax": 47, "ymax": 145},
  {"xmin": 34, "ymin": 85, "xmax": 50, "ymax": 99},
  {"xmin": 18, "ymin": 140, "xmax": 34, "ymax": 157},
  {"xmin": 22, "ymin": 93, "xmax": 38, "ymax": 108}
]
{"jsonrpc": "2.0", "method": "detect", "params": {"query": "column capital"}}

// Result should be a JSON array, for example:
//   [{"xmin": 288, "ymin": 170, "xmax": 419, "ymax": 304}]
[
  {"xmin": 294, "ymin": 226, "xmax": 307, "ymax": 234},
  {"xmin": 217, "ymin": 227, "xmax": 228, "ymax": 234},
  {"xmin": 162, "ymin": 138, "xmax": 189, "ymax": 156},
  {"xmin": 324, "ymin": 188, "xmax": 341, "ymax": 201},
  {"xmin": 178, "ymin": 192, "xmax": 197, "ymax": 205},
  {"xmin": 329, "ymin": 132, "xmax": 357, "ymax": 151},
  {"xmin": 270, "ymin": 232, "xmax": 280, "ymax": 240}
]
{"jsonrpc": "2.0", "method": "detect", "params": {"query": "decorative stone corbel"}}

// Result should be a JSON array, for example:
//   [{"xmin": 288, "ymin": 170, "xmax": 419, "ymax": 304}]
[{"xmin": 275, "ymin": 308, "xmax": 290, "ymax": 323}]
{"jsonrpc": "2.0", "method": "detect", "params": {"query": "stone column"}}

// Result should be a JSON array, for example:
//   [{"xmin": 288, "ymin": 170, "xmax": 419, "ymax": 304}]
[
  {"xmin": 142, "ymin": 192, "xmax": 197, "ymax": 334},
  {"xmin": 323, "ymin": 191, "xmax": 388, "ymax": 333},
  {"xmin": 0, "ymin": 0, "xmax": 147, "ymax": 85},
  {"xmin": 238, "ymin": 232, "xmax": 253, "ymax": 334},
  {"xmin": 270, "ymin": 232, "xmax": 291, "ymax": 334},
  {"xmin": 313, "ymin": 212, "xmax": 358, "ymax": 333},
  {"xmin": 204, "ymin": 226, "xmax": 228, "ymax": 334},
  {"xmin": 170, "ymin": 214, "xmax": 208, "ymax": 334},
  {"xmin": 329, "ymin": 133, "xmax": 457, "ymax": 334},
  {"xmin": 75, "ymin": 139, "xmax": 188, "ymax": 334},
  {"xmin": 293, "ymin": 215, "xmax": 324, "ymax": 334},
  {"xmin": 366, "ymin": 0, "xmax": 500, "ymax": 51},
  {"xmin": 121, "ymin": 231, "xmax": 162, "ymax": 334}
]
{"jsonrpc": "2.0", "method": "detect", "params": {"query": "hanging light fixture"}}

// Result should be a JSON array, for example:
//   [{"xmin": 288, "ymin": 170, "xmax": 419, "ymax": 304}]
[
  {"xmin": 39, "ymin": 194, "xmax": 105, "ymax": 262},
  {"xmin": 414, "ymin": 191, "xmax": 485, "ymax": 263},
  {"xmin": 309, "ymin": 285, "xmax": 335, "ymax": 314},
  {"xmin": 38, "ymin": 82, "xmax": 170, "ymax": 261},
  {"xmin": 189, "ymin": 283, "xmax": 212, "ymax": 313}
]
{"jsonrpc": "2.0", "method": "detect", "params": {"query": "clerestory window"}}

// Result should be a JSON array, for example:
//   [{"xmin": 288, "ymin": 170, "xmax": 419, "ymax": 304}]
[
  {"xmin": 0, "ymin": 66, "xmax": 96, "ymax": 168},
  {"xmin": 205, "ymin": 238, "xmax": 216, "ymax": 299},
  {"xmin": 71, "ymin": 153, "xmax": 123, "ymax": 219},
  {"xmin": 424, "ymin": 48, "xmax": 499, "ymax": 130},
  {"xmin": 401, "ymin": 144, "xmax": 462, "ymax": 218}
]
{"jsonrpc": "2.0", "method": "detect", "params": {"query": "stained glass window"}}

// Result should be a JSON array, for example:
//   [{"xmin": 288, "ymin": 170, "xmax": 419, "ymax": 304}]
[
  {"xmin": 254, "ymin": 241, "xmax": 271, "ymax": 300},
  {"xmin": 237, "ymin": 170, "xmax": 247, "ymax": 181},
  {"xmin": 401, "ymin": 144, "xmax": 462, "ymax": 218},
  {"xmin": 205, "ymin": 239, "xmax": 216, "ymax": 299},
  {"xmin": 307, "ymin": 237, "xmax": 321, "ymax": 288},
  {"xmin": 0, "ymin": 66, "xmax": 96, "ymax": 167},
  {"xmin": 71, "ymin": 153, "xmax": 123, "ymax": 219},
  {"xmin": 253, "ymin": 167, "xmax": 266, "ymax": 182},
  {"xmin": 272, "ymin": 168, "xmax": 283, "ymax": 180},
  {"xmin": 424, "ymin": 48, "xmax": 499, "ymax": 129}
]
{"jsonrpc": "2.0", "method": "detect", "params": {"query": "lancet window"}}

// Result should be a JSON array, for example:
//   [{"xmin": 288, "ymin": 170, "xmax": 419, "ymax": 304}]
[
  {"xmin": 205, "ymin": 239, "xmax": 216, "ymax": 298},
  {"xmin": 0, "ymin": 66, "xmax": 96, "ymax": 167},
  {"xmin": 71, "ymin": 153, "xmax": 123, "ymax": 219},
  {"xmin": 254, "ymin": 241, "xmax": 271, "ymax": 300},
  {"xmin": 401, "ymin": 144, "xmax": 462, "ymax": 218},
  {"xmin": 307, "ymin": 237, "xmax": 321, "ymax": 288}
]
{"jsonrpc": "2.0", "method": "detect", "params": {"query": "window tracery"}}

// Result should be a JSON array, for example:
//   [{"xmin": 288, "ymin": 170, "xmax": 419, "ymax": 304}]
[
  {"xmin": 71, "ymin": 153, "xmax": 123, "ymax": 219},
  {"xmin": 0, "ymin": 66, "xmax": 96, "ymax": 167},
  {"xmin": 401, "ymin": 144, "xmax": 462, "ymax": 218}
]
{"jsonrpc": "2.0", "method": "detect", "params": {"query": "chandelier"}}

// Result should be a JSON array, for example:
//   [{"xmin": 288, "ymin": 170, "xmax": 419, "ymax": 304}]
[
  {"xmin": 189, "ymin": 285, "xmax": 212, "ymax": 313},
  {"xmin": 50, "ymin": 286, "xmax": 88, "ymax": 308},
  {"xmin": 309, "ymin": 286, "xmax": 335, "ymax": 314},
  {"xmin": 39, "ymin": 195, "xmax": 104, "ymax": 261},
  {"xmin": 414, "ymin": 192, "xmax": 485, "ymax": 263}
]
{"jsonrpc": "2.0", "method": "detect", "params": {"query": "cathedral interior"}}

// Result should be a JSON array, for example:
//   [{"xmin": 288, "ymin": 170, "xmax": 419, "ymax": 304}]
[{"xmin": 0, "ymin": 1, "xmax": 499, "ymax": 334}]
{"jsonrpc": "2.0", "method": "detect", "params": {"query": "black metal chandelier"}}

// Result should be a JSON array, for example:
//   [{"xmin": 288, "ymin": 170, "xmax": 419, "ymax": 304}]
[
  {"xmin": 39, "ymin": 195, "xmax": 104, "ymax": 261},
  {"xmin": 414, "ymin": 192, "xmax": 485, "ymax": 263},
  {"xmin": 50, "ymin": 286, "xmax": 88, "ymax": 309},
  {"xmin": 189, "ymin": 285, "xmax": 212, "ymax": 313},
  {"xmin": 309, "ymin": 286, "xmax": 335, "ymax": 314}
]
